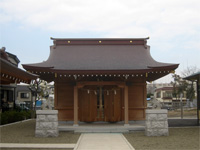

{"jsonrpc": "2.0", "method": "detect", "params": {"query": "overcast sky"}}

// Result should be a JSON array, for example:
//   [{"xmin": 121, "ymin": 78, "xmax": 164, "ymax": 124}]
[{"xmin": 0, "ymin": 0, "xmax": 200, "ymax": 83}]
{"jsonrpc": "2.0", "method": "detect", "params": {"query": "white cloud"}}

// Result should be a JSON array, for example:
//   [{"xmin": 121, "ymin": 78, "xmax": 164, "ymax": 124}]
[
  {"xmin": 1, "ymin": 0, "xmax": 199, "ymax": 38},
  {"xmin": 1, "ymin": 0, "xmax": 199, "ymax": 83}
]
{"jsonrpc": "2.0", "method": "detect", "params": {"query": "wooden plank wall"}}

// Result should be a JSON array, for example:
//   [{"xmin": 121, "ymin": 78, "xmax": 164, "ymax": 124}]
[
  {"xmin": 54, "ymin": 81, "xmax": 74, "ymax": 121},
  {"xmin": 128, "ymin": 81, "xmax": 147, "ymax": 120},
  {"xmin": 54, "ymin": 77, "xmax": 147, "ymax": 121}
]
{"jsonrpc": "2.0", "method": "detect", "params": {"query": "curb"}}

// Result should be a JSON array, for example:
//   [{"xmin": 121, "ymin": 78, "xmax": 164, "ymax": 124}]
[
  {"xmin": 121, "ymin": 133, "xmax": 135, "ymax": 150},
  {"xmin": 0, "ymin": 119, "xmax": 34, "ymax": 128},
  {"xmin": 169, "ymin": 126, "xmax": 200, "ymax": 128},
  {"xmin": 0, "ymin": 143, "xmax": 76, "ymax": 149},
  {"xmin": 73, "ymin": 134, "xmax": 84, "ymax": 150}
]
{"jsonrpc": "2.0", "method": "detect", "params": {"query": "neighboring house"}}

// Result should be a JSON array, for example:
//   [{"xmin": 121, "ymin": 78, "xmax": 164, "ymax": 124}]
[
  {"xmin": 23, "ymin": 38, "xmax": 179, "ymax": 125},
  {"xmin": 16, "ymin": 83, "xmax": 54, "ymax": 110},
  {"xmin": 0, "ymin": 84, "xmax": 16, "ymax": 111},
  {"xmin": 147, "ymin": 83, "xmax": 172, "ymax": 95},
  {"xmin": 0, "ymin": 47, "xmax": 37, "ymax": 112},
  {"xmin": 154, "ymin": 85, "xmax": 187, "ymax": 109},
  {"xmin": 5, "ymin": 51, "xmax": 20, "ymax": 67},
  {"xmin": 16, "ymin": 84, "xmax": 34, "ymax": 109},
  {"xmin": 148, "ymin": 82, "xmax": 197, "ymax": 109}
]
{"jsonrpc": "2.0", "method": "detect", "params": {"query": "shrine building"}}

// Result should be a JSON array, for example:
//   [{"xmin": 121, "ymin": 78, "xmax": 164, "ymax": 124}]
[{"xmin": 23, "ymin": 38, "xmax": 179, "ymax": 126}]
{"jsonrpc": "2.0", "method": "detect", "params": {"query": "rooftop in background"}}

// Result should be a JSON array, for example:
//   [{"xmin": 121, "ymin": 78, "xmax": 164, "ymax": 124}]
[
  {"xmin": 0, "ymin": 47, "xmax": 38, "ymax": 84},
  {"xmin": 184, "ymin": 72, "xmax": 200, "ymax": 81},
  {"xmin": 0, "ymin": 47, "xmax": 20, "ymax": 67}
]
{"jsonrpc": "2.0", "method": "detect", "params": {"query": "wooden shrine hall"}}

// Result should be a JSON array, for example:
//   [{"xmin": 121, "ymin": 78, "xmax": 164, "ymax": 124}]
[{"xmin": 23, "ymin": 38, "xmax": 179, "ymax": 126}]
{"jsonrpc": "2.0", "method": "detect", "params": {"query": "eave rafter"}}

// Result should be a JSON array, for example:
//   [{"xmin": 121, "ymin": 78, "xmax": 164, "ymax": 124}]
[{"xmin": 26, "ymin": 67, "xmax": 177, "ymax": 83}]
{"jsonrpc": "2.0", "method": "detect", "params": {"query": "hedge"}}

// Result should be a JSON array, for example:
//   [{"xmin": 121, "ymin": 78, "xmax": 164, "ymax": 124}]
[{"xmin": 0, "ymin": 110, "xmax": 32, "ymax": 125}]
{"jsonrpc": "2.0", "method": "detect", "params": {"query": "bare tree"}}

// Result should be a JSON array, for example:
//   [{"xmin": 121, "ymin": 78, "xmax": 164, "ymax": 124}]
[
  {"xmin": 181, "ymin": 66, "xmax": 200, "ymax": 102},
  {"xmin": 181, "ymin": 66, "xmax": 200, "ymax": 78},
  {"xmin": 29, "ymin": 78, "xmax": 48, "ymax": 118}
]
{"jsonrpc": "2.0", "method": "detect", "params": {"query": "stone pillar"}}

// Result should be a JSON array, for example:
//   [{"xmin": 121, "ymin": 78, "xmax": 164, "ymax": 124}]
[
  {"xmin": 35, "ymin": 110, "xmax": 58, "ymax": 137},
  {"xmin": 145, "ymin": 109, "xmax": 168, "ymax": 136}
]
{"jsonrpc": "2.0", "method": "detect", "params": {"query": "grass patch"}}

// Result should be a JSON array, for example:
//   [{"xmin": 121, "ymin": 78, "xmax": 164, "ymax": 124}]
[
  {"xmin": 124, "ymin": 127, "xmax": 200, "ymax": 150},
  {"xmin": 0, "ymin": 119, "xmax": 80, "ymax": 144},
  {"xmin": 168, "ymin": 108, "xmax": 197, "ymax": 118}
]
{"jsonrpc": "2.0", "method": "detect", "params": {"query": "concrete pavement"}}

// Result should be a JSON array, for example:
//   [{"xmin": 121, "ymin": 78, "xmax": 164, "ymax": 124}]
[
  {"xmin": 0, "ymin": 133, "xmax": 135, "ymax": 150},
  {"xmin": 74, "ymin": 133, "xmax": 135, "ymax": 150}
]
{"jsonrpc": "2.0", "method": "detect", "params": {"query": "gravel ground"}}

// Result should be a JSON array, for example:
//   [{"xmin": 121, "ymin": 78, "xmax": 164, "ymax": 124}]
[
  {"xmin": 124, "ymin": 127, "xmax": 200, "ymax": 150},
  {"xmin": 168, "ymin": 109, "xmax": 197, "ymax": 118},
  {"xmin": 0, "ymin": 119, "xmax": 80, "ymax": 144}
]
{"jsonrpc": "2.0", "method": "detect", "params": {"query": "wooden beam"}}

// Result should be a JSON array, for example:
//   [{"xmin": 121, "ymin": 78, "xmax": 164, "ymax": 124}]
[
  {"xmin": 73, "ymin": 86, "xmax": 78, "ymax": 126},
  {"xmin": 197, "ymin": 78, "xmax": 200, "ymax": 125},
  {"xmin": 77, "ymin": 81, "xmax": 126, "ymax": 87},
  {"xmin": 124, "ymin": 85, "xmax": 129, "ymax": 126},
  {"xmin": 54, "ymin": 81, "xmax": 58, "ymax": 109}
]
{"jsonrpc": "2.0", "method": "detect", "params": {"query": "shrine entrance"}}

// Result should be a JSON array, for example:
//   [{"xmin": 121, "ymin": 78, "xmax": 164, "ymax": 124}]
[{"xmin": 78, "ymin": 85, "xmax": 123, "ymax": 122}]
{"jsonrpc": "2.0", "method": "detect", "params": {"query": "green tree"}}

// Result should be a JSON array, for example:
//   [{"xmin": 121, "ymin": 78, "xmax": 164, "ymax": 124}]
[
  {"xmin": 171, "ymin": 74, "xmax": 187, "ymax": 99},
  {"xmin": 172, "ymin": 66, "xmax": 199, "ymax": 102}
]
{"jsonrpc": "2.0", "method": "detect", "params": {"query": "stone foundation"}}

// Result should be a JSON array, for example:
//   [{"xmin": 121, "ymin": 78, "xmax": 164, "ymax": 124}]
[
  {"xmin": 35, "ymin": 110, "xmax": 58, "ymax": 137},
  {"xmin": 145, "ymin": 109, "xmax": 169, "ymax": 136}
]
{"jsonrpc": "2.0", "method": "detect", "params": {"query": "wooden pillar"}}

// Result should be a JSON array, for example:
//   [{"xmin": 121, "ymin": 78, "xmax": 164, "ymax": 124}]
[
  {"xmin": 124, "ymin": 85, "xmax": 129, "ymax": 126},
  {"xmin": 73, "ymin": 86, "xmax": 78, "ymax": 126},
  {"xmin": 197, "ymin": 78, "xmax": 200, "ymax": 125}
]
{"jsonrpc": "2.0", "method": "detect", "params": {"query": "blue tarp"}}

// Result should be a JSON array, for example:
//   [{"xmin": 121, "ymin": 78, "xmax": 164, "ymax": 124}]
[
  {"xmin": 36, "ymin": 100, "xmax": 42, "ymax": 106},
  {"xmin": 147, "ymin": 98, "xmax": 151, "ymax": 101}
]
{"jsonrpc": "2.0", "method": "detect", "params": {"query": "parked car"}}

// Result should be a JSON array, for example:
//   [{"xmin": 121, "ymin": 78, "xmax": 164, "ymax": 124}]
[{"xmin": 16, "ymin": 102, "xmax": 30, "ymax": 111}]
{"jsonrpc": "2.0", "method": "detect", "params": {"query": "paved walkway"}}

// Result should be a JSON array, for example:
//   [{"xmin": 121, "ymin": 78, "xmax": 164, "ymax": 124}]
[{"xmin": 74, "ymin": 133, "xmax": 135, "ymax": 150}]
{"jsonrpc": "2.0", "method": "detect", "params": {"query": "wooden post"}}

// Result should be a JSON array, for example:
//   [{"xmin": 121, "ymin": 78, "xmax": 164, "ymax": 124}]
[
  {"xmin": 124, "ymin": 85, "xmax": 129, "ymax": 126},
  {"xmin": 73, "ymin": 86, "xmax": 78, "ymax": 126},
  {"xmin": 197, "ymin": 78, "xmax": 200, "ymax": 126}
]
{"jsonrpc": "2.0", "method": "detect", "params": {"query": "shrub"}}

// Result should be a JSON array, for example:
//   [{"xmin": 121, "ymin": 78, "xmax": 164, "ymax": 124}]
[{"xmin": 0, "ymin": 110, "xmax": 32, "ymax": 125}]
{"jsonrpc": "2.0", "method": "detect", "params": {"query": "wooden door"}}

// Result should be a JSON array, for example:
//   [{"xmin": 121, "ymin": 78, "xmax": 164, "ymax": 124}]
[
  {"xmin": 78, "ymin": 89, "xmax": 97, "ymax": 122},
  {"xmin": 78, "ymin": 86, "xmax": 123, "ymax": 122},
  {"xmin": 96, "ymin": 87, "xmax": 105, "ymax": 121},
  {"xmin": 104, "ymin": 87, "xmax": 122, "ymax": 122}
]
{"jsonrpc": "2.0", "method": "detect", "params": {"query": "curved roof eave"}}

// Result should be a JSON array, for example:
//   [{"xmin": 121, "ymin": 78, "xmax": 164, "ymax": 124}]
[
  {"xmin": 22, "ymin": 64, "xmax": 179, "ymax": 74},
  {"xmin": 1, "ymin": 58, "xmax": 38, "ymax": 83}
]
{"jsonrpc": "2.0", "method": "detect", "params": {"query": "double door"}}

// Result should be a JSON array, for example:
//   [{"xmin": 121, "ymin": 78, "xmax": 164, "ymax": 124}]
[{"xmin": 78, "ymin": 86, "xmax": 123, "ymax": 122}]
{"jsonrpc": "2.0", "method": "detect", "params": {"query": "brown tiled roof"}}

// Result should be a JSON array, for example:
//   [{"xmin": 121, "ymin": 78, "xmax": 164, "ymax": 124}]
[{"xmin": 23, "ymin": 38, "xmax": 179, "ymax": 74}]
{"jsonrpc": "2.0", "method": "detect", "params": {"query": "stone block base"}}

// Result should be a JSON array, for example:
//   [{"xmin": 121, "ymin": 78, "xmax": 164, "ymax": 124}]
[
  {"xmin": 35, "ymin": 110, "xmax": 59, "ymax": 137},
  {"xmin": 145, "ymin": 109, "xmax": 169, "ymax": 136}
]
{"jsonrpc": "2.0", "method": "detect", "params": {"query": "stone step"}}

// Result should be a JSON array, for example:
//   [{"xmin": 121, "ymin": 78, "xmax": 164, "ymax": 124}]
[
  {"xmin": 74, "ymin": 128, "xmax": 129, "ymax": 133},
  {"xmin": 58, "ymin": 125, "xmax": 145, "ymax": 133}
]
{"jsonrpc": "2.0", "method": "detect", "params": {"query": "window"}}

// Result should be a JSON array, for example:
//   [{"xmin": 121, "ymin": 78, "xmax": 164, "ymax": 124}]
[
  {"xmin": 156, "ymin": 92, "xmax": 161, "ymax": 98},
  {"xmin": 20, "ymin": 93, "xmax": 29, "ymax": 98},
  {"xmin": 163, "ymin": 91, "xmax": 172, "ymax": 98}
]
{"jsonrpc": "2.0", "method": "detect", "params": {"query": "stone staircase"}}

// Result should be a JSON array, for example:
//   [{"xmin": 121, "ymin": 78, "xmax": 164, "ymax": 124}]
[
  {"xmin": 74, "ymin": 127, "xmax": 129, "ymax": 133},
  {"xmin": 58, "ymin": 121, "xmax": 145, "ymax": 133}
]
